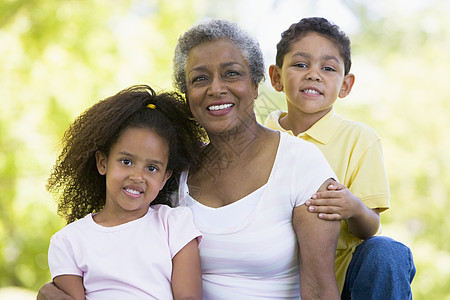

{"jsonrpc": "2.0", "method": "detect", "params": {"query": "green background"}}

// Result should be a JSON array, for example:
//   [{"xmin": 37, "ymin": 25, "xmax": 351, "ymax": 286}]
[{"xmin": 1, "ymin": 0, "xmax": 449, "ymax": 299}]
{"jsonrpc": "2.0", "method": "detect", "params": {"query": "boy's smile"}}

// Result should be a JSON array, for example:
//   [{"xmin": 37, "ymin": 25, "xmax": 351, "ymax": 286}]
[{"xmin": 270, "ymin": 32, "xmax": 354, "ymax": 131}]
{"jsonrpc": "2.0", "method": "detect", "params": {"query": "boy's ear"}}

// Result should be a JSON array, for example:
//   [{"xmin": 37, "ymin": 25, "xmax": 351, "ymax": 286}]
[
  {"xmin": 339, "ymin": 73, "xmax": 355, "ymax": 98},
  {"xmin": 269, "ymin": 65, "xmax": 284, "ymax": 92},
  {"xmin": 95, "ymin": 150, "xmax": 107, "ymax": 175}
]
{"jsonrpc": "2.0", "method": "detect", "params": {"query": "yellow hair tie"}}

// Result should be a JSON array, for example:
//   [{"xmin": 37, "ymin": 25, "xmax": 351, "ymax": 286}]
[{"xmin": 147, "ymin": 104, "xmax": 156, "ymax": 109}]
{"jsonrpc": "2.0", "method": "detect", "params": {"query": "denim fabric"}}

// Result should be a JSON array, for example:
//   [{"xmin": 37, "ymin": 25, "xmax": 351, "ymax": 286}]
[{"xmin": 341, "ymin": 236, "xmax": 416, "ymax": 300}]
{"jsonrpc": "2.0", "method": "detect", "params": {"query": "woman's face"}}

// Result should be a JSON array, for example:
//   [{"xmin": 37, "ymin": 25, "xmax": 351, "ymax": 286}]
[{"xmin": 185, "ymin": 39, "xmax": 258, "ymax": 136}]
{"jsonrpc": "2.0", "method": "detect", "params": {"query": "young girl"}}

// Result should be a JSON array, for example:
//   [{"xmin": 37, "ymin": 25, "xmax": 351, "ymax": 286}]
[{"xmin": 47, "ymin": 85, "xmax": 206, "ymax": 300}]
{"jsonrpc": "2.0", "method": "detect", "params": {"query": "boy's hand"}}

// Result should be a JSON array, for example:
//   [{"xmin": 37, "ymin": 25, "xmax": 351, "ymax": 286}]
[{"xmin": 305, "ymin": 183, "xmax": 362, "ymax": 221}]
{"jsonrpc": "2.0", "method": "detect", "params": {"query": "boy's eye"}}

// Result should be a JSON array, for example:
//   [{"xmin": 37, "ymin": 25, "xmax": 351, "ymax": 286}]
[
  {"xmin": 294, "ymin": 63, "xmax": 307, "ymax": 68},
  {"xmin": 121, "ymin": 159, "xmax": 132, "ymax": 166},
  {"xmin": 323, "ymin": 66, "xmax": 336, "ymax": 72}
]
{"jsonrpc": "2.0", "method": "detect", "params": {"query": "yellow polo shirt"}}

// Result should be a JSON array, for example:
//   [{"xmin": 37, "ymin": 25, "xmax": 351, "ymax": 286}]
[{"xmin": 264, "ymin": 108, "xmax": 390, "ymax": 292}]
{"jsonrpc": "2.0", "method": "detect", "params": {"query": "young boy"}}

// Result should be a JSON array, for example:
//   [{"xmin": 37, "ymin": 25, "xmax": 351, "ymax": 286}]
[{"xmin": 264, "ymin": 17, "xmax": 415, "ymax": 299}]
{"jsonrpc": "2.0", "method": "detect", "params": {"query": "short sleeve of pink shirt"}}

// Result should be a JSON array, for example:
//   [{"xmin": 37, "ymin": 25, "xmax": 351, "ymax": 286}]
[{"xmin": 156, "ymin": 205, "xmax": 203, "ymax": 258}]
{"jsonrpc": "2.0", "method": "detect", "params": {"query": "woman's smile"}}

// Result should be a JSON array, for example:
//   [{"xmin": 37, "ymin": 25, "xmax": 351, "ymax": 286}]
[{"xmin": 185, "ymin": 39, "xmax": 258, "ymax": 135}]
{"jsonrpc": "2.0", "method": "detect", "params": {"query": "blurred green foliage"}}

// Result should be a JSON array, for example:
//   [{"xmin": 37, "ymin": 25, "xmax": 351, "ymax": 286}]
[
  {"xmin": 1, "ymin": 0, "xmax": 449, "ymax": 299},
  {"xmin": 345, "ymin": 4, "xmax": 450, "ymax": 297},
  {"xmin": 0, "ymin": 0, "xmax": 202, "ymax": 292}
]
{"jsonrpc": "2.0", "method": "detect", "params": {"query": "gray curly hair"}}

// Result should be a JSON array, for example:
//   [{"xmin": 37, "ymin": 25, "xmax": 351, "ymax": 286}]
[{"xmin": 173, "ymin": 19, "xmax": 265, "ymax": 94}]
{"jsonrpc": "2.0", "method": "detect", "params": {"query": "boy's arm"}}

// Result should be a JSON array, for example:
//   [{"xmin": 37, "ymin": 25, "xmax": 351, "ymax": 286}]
[
  {"xmin": 348, "ymin": 206, "xmax": 380, "ymax": 239},
  {"xmin": 335, "ymin": 182, "xmax": 381, "ymax": 239},
  {"xmin": 306, "ymin": 183, "xmax": 380, "ymax": 239},
  {"xmin": 171, "ymin": 238, "xmax": 202, "ymax": 300},
  {"xmin": 52, "ymin": 275, "xmax": 84, "ymax": 300},
  {"xmin": 293, "ymin": 178, "xmax": 340, "ymax": 299}
]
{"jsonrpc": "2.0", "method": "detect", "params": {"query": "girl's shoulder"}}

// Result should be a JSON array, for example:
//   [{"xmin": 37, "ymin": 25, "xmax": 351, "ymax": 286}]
[
  {"xmin": 150, "ymin": 204, "xmax": 193, "ymax": 221},
  {"xmin": 149, "ymin": 205, "xmax": 199, "ymax": 241},
  {"xmin": 51, "ymin": 214, "xmax": 92, "ymax": 240}
]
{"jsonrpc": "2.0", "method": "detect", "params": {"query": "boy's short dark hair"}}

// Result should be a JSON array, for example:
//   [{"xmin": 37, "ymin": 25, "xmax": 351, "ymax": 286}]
[{"xmin": 275, "ymin": 17, "xmax": 352, "ymax": 75}]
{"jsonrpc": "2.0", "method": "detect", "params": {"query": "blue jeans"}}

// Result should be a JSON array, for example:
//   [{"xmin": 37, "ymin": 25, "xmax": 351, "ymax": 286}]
[{"xmin": 341, "ymin": 236, "xmax": 416, "ymax": 300}]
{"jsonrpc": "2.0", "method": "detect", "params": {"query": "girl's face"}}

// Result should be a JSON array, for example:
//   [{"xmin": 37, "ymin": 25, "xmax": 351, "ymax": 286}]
[
  {"xmin": 95, "ymin": 127, "xmax": 171, "ymax": 225},
  {"xmin": 184, "ymin": 39, "xmax": 259, "ymax": 136}
]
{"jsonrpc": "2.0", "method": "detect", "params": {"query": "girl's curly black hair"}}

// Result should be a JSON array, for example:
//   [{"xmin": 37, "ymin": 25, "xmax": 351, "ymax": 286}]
[{"xmin": 47, "ymin": 85, "xmax": 207, "ymax": 224}]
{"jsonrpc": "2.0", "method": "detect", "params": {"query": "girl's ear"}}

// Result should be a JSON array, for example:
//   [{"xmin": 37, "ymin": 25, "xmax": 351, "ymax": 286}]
[
  {"xmin": 95, "ymin": 150, "xmax": 107, "ymax": 175},
  {"xmin": 339, "ymin": 73, "xmax": 355, "ymax": 98},
  {"xmin": 269, "ymin": 65, "xmax": 284, "ymax": 92},
  {"xmin": 159, "ymin": 170, "xmax": 173, "ymax": 191}
]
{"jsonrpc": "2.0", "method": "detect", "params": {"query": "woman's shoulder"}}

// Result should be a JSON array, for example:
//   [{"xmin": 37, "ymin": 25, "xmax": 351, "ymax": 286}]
[
  {"xmin": 279, "ymin": 131, "xmax": 321, "ymax": 153},
  {"xmin": 275, "ymin": 132, "xmax": 330, "ymax": 173}
]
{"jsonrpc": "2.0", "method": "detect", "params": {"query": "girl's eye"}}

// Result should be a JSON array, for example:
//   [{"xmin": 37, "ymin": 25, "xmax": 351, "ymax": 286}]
[
  {"xmin": 121, "ymin": 159, "xmax": 132, "ymax": 166},
  {"xmin": 147, "ymin": 165, "xmax": 158, "ymax": 172},
  {"xmin": 323, "ymin": 66, "xmax": 336, "ymax": 72}
]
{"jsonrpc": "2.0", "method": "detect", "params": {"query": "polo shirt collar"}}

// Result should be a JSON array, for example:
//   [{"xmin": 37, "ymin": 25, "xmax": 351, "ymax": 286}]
[
  {"xmin": 304, "ymin": 108, "xmax": 343, "ymax": 145},
  {"xmin": 265, "ymin": 108, "xmax": 343, "ymax": 145}
]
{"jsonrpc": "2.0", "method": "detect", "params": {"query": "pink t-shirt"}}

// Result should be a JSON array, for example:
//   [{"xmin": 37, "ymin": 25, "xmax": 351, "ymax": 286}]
[{"xmin": 48, "ymin": 205, "xmax": 201, "ymax": 300}]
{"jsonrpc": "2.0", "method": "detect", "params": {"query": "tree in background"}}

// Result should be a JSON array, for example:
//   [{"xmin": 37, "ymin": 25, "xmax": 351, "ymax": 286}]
[
  {"xmin": 343, "ymin": 2, "xmax": 450, "ymax": 298},
  {"xmin": 0, "ymin": 0, "xmax": 202, "ymax": 291}
]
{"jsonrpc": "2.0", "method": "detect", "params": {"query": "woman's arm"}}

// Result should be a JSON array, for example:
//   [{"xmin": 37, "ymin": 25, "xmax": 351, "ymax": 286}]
[
  {"xmin": 293, "ymin": 178, "xmax": 341, "ymax": 299},
  {"xmin": 171, "ymin": 238, "xmax": 202, "ymax": 300}
]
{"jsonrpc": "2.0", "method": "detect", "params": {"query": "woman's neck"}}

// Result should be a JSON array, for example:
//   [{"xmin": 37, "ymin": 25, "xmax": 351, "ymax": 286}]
[{"xmin": 202, "ymin": 122, "xmax": 267, "ymax": 169}]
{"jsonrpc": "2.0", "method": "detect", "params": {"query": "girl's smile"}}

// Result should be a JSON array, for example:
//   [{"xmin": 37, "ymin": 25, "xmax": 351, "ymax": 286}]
[{"xmin": 94, "ymin": 127, "xmax": 172, "ymax": 226}]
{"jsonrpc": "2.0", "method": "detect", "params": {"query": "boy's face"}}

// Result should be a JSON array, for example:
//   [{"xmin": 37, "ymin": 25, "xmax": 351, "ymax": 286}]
[{"xmin": 270, "ymin": 32, "xmax": 354, "ymax": 119}]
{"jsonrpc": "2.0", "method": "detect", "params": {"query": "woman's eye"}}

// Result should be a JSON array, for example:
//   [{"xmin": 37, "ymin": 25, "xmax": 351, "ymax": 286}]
[
  {"xmin": 225, "ymin": 71, "xmax": 238, "ymax": 77},
  {"xmin": 192, "ymin": 76, "xmax": 206, "ymax": 83},
  {"xmin": 121, "ymin": 159, "xmax": 132, "ymax": 166}
]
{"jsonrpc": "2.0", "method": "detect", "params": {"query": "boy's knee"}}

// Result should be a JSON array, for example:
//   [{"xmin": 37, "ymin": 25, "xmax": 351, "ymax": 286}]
[
  {"xmin": 357, "ymin": 236, "xmax": 414, "ymax": 269},
  {"xmin": 366, "ymin": 236, "xmax": 411, "ymax": 253}
]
